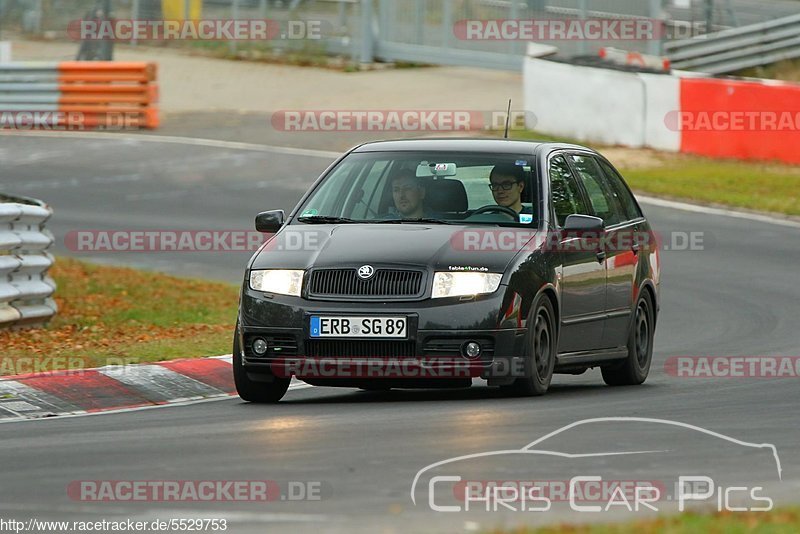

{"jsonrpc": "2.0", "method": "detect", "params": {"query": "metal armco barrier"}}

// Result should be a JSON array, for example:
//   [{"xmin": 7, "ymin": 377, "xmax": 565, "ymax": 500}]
[
  {"xmin": 665, "ymin": 14, "xmax": 800, "ymax": 74},
  {"xmin": 0, "ymin": 194, "xmax": 57, "ymax": 329},
  {"xmin": 0, "ymin": 62, "xmax": 159, "ymax": 129}
]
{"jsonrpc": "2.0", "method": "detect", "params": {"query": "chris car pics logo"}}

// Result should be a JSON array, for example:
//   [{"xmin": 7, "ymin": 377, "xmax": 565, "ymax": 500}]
[{"xmin": 411, "ymin": 417, "xmax": 781, "ymax": 514}]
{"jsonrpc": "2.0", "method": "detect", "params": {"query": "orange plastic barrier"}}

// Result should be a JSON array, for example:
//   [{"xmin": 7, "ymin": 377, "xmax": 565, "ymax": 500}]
[
  {"xmin": 680, "ymin": 78, "xmax": 800, "ymax": 164},
  {"xmin": 56, "ymin": 62, "xmax": 159, "ymax": 129}
]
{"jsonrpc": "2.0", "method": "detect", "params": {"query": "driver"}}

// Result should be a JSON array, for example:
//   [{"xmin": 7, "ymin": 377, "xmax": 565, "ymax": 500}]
[
  {"xmin": 386, "ymin": 170, "xmax": 437, "ymax": 219},
  {"xmin": 489, "ymin": 163, "xmax": 533, "ymax": 215}
]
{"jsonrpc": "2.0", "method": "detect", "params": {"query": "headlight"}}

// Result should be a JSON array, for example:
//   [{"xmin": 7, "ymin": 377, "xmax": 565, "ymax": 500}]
[
  {"xmin": 249, "ymin": 269, "xmax": 304, "ymax": 296},
  {"xmin": 431, "ymin": 272, "xmax": 503, "ymax": 299}
]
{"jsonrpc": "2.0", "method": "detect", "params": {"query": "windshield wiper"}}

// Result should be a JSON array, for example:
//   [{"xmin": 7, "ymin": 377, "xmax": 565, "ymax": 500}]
[
  {"xmin": 369, "ymin": 218, "xmax": 454, "ymax": 225},
  {"xmin": 398, "ymin": 218, "xmax": 455, "ymax": 225},
  {"xmin": 297, "ymin": 216, "xmax": 360, "ymax": 224}
]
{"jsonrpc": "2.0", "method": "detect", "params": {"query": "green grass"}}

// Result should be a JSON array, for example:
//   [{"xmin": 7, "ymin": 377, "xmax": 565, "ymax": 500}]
[
  {"xmin": 492, "ymin": 507, "xmax": 800, "ymax": 533},
  {"xmin": 0, "ymin": 257, "xmax": 239, "ymax": 374},
  {"xmin": 509, "ymin": 128, "xmax": 589, "ymax": 146},
  {"xmin": 507, "ymin": 129, "xmax": 800, "ymax": 216},
  {"xmin": 622, "ymin": 159, "xmax": 800, "ymax": 216}
]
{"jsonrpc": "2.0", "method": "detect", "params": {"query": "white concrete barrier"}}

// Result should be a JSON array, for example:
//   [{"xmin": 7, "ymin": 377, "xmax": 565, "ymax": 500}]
[
  {"xmin": 523, "ymin": 56, "xmax": 681, "ymax": 151},
  {"xmin": 640, "ymin": 72, "xmax": 681, "ymax": 152},
  {"xmin": 0, "ymin": 42, "xmax": 11, "ymax": 63}
]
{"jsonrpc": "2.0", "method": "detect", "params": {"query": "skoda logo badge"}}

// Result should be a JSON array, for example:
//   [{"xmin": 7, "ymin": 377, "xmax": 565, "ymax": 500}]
[{"xmin": 358, "ymin": 265, "xmax": 375, "ymax": 280}]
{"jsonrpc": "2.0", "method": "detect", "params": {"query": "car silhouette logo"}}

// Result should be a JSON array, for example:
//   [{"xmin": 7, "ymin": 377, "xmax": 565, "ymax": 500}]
[{"xmin": 358, "ymin": 265, "xmax": 375, "ymax": 279}]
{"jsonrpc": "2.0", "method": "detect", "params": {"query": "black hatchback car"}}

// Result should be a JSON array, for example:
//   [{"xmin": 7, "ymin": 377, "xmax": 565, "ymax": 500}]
[{"xmin": 234, "ymin": 139, "xmax": 660, "ymax": 402}]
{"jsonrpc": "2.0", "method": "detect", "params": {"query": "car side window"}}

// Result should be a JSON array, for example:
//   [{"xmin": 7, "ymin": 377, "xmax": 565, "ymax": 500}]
[
  {"xmin": 549, "ymin": 155, "xmax": 589, "ymax": 227},
  {"xmin": 569, "ymin": 154, "xmax": 625, "ymax": 226},
  {"xmin": 597, "ymin": 159, "xmax": 642, "ymax": 221}
]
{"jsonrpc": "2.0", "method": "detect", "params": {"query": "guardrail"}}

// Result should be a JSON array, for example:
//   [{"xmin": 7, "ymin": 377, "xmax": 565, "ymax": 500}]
[
  {"xmin": 0, "ymin": 194, "xmax": 57, "ymax": 330},
  {"xmin": 0, "ymin": 62, "xmax": 159, "ymax": 129},
  {"xmin": 665, "ymin": 14, "xmax": 800, "ymax": 74}
]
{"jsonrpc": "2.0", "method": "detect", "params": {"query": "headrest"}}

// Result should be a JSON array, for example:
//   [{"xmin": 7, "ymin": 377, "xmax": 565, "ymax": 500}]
[{"xmin": 425, "ymin": 179, "xmax": 468, "ymax": 213}]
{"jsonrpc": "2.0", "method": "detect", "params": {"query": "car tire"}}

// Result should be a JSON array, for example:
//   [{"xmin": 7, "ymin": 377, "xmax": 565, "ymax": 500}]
[
  {"xmin": 506, "ymin": 295, "xmax": 557, "ymax": 396},
  {"xmin": 233, "ymin": 325, "xmax": 291, "ymax": 403},
  {"xmin": 602, "ymin": 292, "xmax": 654, "ymax": 386}
]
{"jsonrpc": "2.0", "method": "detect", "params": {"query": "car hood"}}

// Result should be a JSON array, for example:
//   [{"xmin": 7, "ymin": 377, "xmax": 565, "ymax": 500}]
[{"xmin": 251, "ymin": 224, "xmax": 534, "ymax": 273}]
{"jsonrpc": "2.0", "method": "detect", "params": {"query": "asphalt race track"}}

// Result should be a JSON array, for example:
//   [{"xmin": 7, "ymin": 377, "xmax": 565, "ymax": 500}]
[{"xmin": 1, "ymin": 133, "xmax": 799, "ymax": 533}]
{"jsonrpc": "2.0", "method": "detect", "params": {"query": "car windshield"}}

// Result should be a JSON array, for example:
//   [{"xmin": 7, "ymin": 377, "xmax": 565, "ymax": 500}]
[{"xmin": 295, "ymin": 151, "xmax": 538, "ymax": 226}]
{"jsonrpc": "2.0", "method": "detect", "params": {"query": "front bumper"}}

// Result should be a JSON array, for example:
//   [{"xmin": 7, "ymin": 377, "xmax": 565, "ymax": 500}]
[{"xmin": 238, "ymin": 285, "xmax": 527, "ymax": 382}]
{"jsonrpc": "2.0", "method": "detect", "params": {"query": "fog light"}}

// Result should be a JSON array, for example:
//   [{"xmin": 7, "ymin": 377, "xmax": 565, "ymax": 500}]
[
  {"xmin": 252, "ymin": 338, "xmax": 268, "ymax": 356},
  {"xmin": 462, "ymin": 341, "xmax": 482, "ymax": 359}
]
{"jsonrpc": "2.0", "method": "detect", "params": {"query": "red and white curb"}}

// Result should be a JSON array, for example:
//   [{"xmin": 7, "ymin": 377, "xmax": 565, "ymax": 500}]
[{"xmin": 0, "ymin": 356, "xmax": 309, "ymax": 421}]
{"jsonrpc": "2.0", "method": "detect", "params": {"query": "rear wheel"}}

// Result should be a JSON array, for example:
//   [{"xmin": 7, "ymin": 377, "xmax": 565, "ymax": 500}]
[
  {"xmin": 233, "ymin": 325, "xmax": 290, "ymax": 403},
  {"xmin": 506, "ymin": 295, "xmax": 556, "ymax": 396},
  {"xmin": 602, "ymin": 292, "xmax": 654, "ymax": 386}
]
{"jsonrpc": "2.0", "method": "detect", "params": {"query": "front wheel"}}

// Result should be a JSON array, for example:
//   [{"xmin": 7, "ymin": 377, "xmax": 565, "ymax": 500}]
[
  {"xmin": 602, "ymin": 292, "xmax": 654, "ymax": 386},
  {"xmin": 506, "ymin": 295, "xmax": 557, "ymax": 396},
  {"xmin": 233, "ymin": 326, "xmax": 290, "ymax": 403}
]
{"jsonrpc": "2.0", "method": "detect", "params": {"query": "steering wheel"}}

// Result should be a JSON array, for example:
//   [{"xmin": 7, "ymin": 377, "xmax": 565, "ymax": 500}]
[{"xmin": 470, "ymin": 205, "xmax": 519, "ymax": 220}]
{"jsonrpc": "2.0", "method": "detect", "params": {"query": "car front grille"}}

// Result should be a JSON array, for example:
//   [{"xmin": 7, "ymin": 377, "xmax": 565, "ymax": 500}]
[
  {"xmin": 306, "ymin": 268, "xmax": 425, "ymax": 300},
  {"xmin": 304, "ymin": 339, "xmax": 416, "ymax": 359}
]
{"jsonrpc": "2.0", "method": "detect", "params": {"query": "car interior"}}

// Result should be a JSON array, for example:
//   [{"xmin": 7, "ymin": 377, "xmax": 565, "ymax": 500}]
[{"xmin": 365, "ymin": 159, "xmax": 537, "ymax": 224}]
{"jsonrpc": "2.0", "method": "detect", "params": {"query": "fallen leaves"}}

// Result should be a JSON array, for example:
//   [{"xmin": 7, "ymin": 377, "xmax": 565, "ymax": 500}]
[{"xmin": 1, "ymin": 257, "xmax": 238, "ymax": 375}]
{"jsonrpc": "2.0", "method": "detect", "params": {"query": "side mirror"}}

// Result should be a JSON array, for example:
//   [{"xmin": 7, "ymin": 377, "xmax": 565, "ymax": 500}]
[
  {"xmin": 563, "ymin": 214, "xmax": 605, "ymax": 232},
  {"xmin": 255, "ymin": 210, "xmax": 285, "ymax": 233}
]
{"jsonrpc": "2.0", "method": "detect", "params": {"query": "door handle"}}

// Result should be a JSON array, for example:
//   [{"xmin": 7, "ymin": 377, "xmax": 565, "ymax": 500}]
[{"xmin": 596, "ymin": 250, "xmax": 606, "ymax": 263}]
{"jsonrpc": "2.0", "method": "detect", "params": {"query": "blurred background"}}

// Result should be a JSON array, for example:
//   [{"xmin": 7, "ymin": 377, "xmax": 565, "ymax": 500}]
[{"xmin": 1, "ymin": 0, "xmax": 799, "ymax": 73}]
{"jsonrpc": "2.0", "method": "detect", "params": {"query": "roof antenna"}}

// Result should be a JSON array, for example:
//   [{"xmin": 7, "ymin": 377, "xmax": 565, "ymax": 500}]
[{"xmin": 503, "ymin": 99, "xmax": 512, "ymax": 139}]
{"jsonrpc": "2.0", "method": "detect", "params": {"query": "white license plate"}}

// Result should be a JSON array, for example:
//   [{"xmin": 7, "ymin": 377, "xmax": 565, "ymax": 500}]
[{"xmin": 310, "ymin": 316, "xmax": 407, "ymax": 338}]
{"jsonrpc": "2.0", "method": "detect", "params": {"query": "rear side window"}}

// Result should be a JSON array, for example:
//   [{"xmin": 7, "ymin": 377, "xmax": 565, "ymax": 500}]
[
  {"xmin": 597, "ymin": 159, "xmax": 642, "ymax": 221},
  {"xmin": 549, "ymin": 155, "xmax": 589, "ymax": 227},
  {"xmin": 569, "ymin": 154, "xmax": 625, "ymax": 226}
]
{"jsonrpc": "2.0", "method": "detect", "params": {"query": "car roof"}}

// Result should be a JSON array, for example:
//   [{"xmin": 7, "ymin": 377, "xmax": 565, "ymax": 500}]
[{"xmin": 351, "ymin": 138, "xmax": 592, "ymax": 155}]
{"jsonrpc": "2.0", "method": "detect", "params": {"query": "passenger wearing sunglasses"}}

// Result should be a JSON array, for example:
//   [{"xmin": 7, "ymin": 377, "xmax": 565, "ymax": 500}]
[{"xmin": 488, "ymin": 163, "xmax": 533, "ymax": 215}]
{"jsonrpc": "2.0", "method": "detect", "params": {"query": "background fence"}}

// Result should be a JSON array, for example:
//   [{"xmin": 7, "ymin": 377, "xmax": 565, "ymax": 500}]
[
  {"xmin": 1, "ymin": 1, "xmax": 799, "ymax": 69},
  {"xmin": 0, "ymin": 194, "xmax": 57, "ymax": 330}
]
